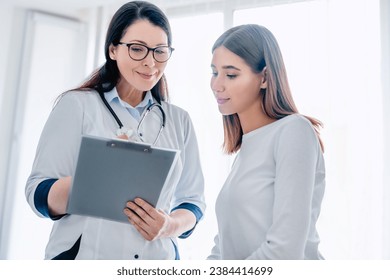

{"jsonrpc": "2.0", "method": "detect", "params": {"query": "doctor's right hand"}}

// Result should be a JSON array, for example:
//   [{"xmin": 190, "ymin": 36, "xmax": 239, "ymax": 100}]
[
  {"xmin": 123, "ymin": 198, "xmax": 197, "ymax": 241},
  {"xmin": 124, "ymin": 198, "xmax": 173, "ymax": 241}
]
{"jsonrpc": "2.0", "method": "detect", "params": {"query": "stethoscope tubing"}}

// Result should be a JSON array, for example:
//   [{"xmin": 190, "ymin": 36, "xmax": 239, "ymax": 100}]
[
  {"xmin": 98, "ymin": 90, "xmax": 166, "ymax": 146},
  {"xmin": 98, "ymin": 90, "xmax": 124, "ymax": 128}
]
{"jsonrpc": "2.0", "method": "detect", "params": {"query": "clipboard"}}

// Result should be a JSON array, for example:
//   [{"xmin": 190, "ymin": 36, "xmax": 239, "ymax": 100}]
[{"xmin": 66, "ymin": 135, "xmax": 180, "ymax": 223}]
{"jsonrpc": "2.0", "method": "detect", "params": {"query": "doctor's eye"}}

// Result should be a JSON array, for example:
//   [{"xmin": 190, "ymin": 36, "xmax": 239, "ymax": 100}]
[
  {"xmin": 155, "ymin": 48, "xmax": 167, "ymax": 55},
  {"xmin": 130, "ymin": 45, "xmax": 146, "ymax": 53}
]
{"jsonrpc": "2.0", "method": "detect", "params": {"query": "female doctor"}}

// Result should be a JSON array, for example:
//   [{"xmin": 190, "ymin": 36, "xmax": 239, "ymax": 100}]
[{"xmin": 25, "ymin": 1, "xmax": 205, "ymax": 260}]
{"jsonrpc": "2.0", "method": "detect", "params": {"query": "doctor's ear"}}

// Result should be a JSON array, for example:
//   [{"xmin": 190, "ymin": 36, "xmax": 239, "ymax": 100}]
[
  {"xmin": 109, "ymin": 44, "xmax": 117, "ymax": 61},
  {"xmin": 260, "ymin": 66, "xmax": 267, "ymax": 89}
]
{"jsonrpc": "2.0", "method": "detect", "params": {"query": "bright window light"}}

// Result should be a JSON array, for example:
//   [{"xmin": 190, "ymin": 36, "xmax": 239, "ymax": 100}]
[
  {"xmin": 166, "ymin": 12, "xmax": 228, "ymax": 259},
  {"xmin": 235, "ymin": 0, "xmax": 382, "ymax": 259}
]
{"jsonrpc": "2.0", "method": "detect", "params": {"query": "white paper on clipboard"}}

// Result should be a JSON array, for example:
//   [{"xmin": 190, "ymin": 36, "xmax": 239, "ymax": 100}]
[{"xmin": 66, "ymin": 135, "xmax": 180, "ymax": 223}]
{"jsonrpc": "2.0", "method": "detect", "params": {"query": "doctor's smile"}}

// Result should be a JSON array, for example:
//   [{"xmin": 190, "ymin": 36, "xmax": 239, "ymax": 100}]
[{"xmin": 137, "ymin": 71, "xmax": 157, "ymax": 80}]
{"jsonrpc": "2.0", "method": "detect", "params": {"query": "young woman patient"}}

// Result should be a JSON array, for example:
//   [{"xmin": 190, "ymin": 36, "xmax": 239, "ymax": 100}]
[{"xmin": 208, "ymin": 24, "xmax": 325, "ymax": 260}]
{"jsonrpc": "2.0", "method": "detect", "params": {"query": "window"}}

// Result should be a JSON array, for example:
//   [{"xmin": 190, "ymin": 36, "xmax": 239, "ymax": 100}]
[
  {"xmin": 1, "ymin": 11, "xmax": 87, "ymax": 259},
  {"xmin": 166, "ymin": 12, "xmax": 227, "ymax": 259}
]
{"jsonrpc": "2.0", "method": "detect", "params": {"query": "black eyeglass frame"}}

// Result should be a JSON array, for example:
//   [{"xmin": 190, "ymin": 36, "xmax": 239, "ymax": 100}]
[{"xmin": 117, "ymin": 42, "xmax": 174, "ymax": 63}]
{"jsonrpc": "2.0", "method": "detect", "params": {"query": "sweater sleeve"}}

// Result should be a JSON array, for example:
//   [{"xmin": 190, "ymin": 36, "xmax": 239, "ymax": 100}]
[
  {"xmin": 207, "ymin": 234, "xmax": 222, "ymax": 260},
  {"xmin": 247, "ymin": 117, "xmax": 321, "ymax": 259},
  {"xmin": 25, "ymin": 93, "xmax": 84, "ymax": 218}
]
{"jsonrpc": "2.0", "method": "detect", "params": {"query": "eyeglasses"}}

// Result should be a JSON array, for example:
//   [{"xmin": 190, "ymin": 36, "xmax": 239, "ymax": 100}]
[{"xmin": 118, "ymin": 42, "xmax": 174, "ymax": 63}]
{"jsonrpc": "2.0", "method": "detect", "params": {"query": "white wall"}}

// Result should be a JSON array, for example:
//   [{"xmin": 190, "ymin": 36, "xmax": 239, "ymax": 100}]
[
  {"xmin": 0, "ymin": 3, "xmax": 16, "ymax": 187},
  {"xmin": 0, "ymin": 3, "xmax": 12, "ymax": 111},
  {"xmin": 0, "ymin": 4, "xmax": 28, "ymax": 258}
]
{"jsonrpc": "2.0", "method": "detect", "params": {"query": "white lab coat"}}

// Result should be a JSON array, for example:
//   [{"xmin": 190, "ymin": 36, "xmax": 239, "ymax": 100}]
[{"xmin": 25, "ymin": 88, "xmax": 205, "ymax": 259}]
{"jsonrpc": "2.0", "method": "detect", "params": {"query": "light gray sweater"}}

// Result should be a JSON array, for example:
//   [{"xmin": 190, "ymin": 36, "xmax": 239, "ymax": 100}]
[{"xmin": 208, "ymin": 114, "xmax": 325, "ymax": 260}]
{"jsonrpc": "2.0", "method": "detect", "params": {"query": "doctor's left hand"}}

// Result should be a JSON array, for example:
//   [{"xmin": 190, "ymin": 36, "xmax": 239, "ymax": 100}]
[{"xmin": 124, "ymin": 198, "xmax": 174, "ymax": 241}]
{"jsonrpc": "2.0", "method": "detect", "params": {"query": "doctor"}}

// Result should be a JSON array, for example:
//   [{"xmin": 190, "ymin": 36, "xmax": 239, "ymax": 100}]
[{"xmin": 25, "ymin": 1, "xmax": 205, "ymax": 260}]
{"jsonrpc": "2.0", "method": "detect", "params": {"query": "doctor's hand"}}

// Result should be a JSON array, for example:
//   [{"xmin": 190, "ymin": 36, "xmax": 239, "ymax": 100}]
[{"xmin": 124, "ymin": 198, "xmax": 174, "ymax": 241}]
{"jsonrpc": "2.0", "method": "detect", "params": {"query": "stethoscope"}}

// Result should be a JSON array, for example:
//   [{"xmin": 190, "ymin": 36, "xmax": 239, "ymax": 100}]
[{"xmin": 98, "ymin": 91, "xmax": 166, "ymax": 146}]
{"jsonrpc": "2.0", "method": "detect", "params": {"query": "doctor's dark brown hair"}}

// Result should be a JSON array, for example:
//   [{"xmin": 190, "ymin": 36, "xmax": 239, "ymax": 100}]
[
  {"xmin": 212, "ymin": 24, "xmax": 324, "ymax": 154},
  {"xmin": 76, "ymin": 1, "xmax": 172, "ymax": 104}
]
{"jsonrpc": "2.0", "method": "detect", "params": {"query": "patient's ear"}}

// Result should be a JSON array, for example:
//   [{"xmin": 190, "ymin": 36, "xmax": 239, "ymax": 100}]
[{"xmin": 260, "ymin": 66, "xmax": 267, "ymax": 89}]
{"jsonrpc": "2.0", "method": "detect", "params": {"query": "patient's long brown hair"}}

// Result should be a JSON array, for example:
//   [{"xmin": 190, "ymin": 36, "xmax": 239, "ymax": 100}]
[{"xmin": 212, "ymin": 24, "xmax": 324, "ymax": 154}]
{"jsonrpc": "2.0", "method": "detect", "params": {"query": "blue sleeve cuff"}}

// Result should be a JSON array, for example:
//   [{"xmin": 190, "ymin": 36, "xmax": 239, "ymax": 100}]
[
  {"xmin": 171, "ymin": 203, "xmax": 203, "ymax": 239},
  {"xmin": 34, "ymin": 178, "xmax": 64, "ymax": 220}
]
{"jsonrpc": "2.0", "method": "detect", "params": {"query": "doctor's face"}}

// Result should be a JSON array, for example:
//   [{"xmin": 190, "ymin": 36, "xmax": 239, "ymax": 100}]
[
  {"xmin": 210, "ymin": 46, "xmax": 265, "ymax": 117},
  {"xmin": 109, "ymin": 20, "xmax": 169, "ymax": 92}
]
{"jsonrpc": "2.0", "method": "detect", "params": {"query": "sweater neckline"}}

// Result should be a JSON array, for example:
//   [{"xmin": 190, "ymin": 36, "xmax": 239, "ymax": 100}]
[{"xmin": 242, "ymin": 114, "xmax": 297, "ymax": 142}]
